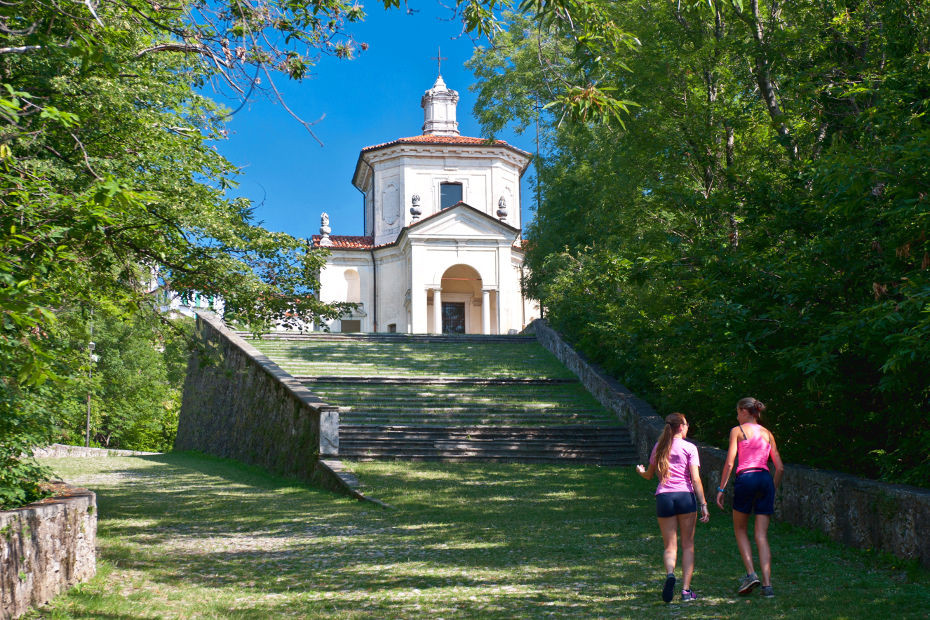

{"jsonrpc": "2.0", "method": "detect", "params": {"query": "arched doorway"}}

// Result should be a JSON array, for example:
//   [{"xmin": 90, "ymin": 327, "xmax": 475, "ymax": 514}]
[{"xmin": 437, "ymin": 264, "xmax": 481, "ymax": 334}]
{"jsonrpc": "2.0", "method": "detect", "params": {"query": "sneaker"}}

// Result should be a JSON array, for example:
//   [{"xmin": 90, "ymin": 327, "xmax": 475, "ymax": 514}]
[
  {"xmin": 662, "ymin": 573, "xmax": 676, "ymax": 603},
  {"xmin": 681, "ymin": 589, "xmax": 698, "ymax": 602},
  {"xmin": 737, "ymin": 572, "xmax": 760, "ymax": 595},
  {"xmin": 760, "ymin": 585, "xmax": 775, "ymax": 598}
]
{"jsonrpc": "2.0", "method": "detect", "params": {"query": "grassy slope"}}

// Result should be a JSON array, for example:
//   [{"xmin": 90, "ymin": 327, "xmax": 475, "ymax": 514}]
[
  {"xmin": 31, "ymin": 454, "xmax": 929, "ymax": 619},
  {"xmin": 247, "ymin": 338, "xmax": 575, "ymax": 379}
]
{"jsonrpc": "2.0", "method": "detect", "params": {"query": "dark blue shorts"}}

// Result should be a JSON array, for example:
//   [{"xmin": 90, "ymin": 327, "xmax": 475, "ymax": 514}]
[
  {"xmin": 656, "ymin": 492, "xmax": 697, "ymax": 518},
  {"xmin": 733, "ymin": 469, "xmax": 775, "ymax": 515}
]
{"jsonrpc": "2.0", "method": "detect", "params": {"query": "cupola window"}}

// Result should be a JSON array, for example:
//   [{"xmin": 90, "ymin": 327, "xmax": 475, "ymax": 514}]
[{"xmin": 440, "ymin": 183, "xmax": 463, "ymax": 209}]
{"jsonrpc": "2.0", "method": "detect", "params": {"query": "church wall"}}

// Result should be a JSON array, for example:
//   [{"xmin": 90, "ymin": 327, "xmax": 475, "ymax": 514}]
[
  {"xmin": 318, "ymin": 251, "xmax": 374, "ymax": 332},
  {"xmin": 362, "ymin": 148, "xmax": 525, "ymax": 246},
  {"xmin": 372, "ymin": 245, "xmax": 409, "ymax": 333}
]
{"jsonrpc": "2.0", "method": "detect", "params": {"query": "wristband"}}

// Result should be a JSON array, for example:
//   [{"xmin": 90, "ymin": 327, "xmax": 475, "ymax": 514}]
[{"xmin": 717, "ymin": 486, "xmax": 725, "ymax": 493}]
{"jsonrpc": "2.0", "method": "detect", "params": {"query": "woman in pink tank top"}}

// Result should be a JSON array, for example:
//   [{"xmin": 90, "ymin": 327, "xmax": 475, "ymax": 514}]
[{"xmin": 715, "ymin": 397, "xmax": 784, "ymax": 597}]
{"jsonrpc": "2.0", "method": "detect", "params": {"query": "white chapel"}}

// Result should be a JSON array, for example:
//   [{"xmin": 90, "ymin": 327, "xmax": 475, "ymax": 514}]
[{"xmin": 312, "ymin": 74, "xmax": 539, "ymax": 334}]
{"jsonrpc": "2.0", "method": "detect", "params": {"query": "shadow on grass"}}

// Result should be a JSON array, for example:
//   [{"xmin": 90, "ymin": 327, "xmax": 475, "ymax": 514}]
[
  {"xmin": 41, "ymin": 453, "xmax": 930, "ymax": 619},
  {"xmin": 251, "ymin": 339, "xmax": 574, "ymax": 379}
]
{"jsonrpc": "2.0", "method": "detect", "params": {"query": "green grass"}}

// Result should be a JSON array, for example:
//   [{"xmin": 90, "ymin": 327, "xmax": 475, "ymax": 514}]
[
  {"xmin": 248, "ymin": 338, "xmax": 575, "ymax": 379},
  {"xmin": 31, "ymin": 453, "xmax": 929, "ymax": 618},
  {"xmin": 312, "ymin": 381, "xmax": 619, "ymax": 426}
]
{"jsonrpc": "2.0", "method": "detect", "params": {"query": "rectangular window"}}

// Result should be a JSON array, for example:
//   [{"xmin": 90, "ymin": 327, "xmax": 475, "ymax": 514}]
[
  {"xmin": 387, "ymin": 323, "xmax": 397, "ymax": 333},
  {"xmin": 440, "ymin": 183, "xmax": 463, "ymax": 209},
  {"xmin": 341, "ymin": 319, "xmax": 361, "ymax": 333}
]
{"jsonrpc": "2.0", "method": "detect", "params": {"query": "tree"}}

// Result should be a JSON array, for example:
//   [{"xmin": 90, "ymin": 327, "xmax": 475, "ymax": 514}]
[
  {"xmin": 0, "ymin": 0, "xmax": 380, "ymax": 508},
  {"xmin": 0, "ymin": 0, "xmax": 564, "ymax": 508},
  {"xmin": 471, "ymin": 1, "xmax": 930, "ymax": 485}
]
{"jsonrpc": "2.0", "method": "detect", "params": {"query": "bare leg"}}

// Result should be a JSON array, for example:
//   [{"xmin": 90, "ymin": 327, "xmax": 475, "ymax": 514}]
[
  {"xmin": 755, "ymin": 514, "xmax": 772, "ymax": 586},
  {"xmin": 732, "ymin": 509, "xmax": 756, "ymax": 575},
  {"xmin": 678, "ymin": 511, "xmax": 697, "ymax": 590},
  {"xmin": 658, "ymin": 516, "xmax": 679, "ymax": 575}
]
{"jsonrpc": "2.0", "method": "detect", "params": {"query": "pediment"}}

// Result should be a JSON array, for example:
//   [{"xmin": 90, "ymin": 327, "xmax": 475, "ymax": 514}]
[{"xmin": 404, "ymin": 203, "xmax": 518, "ymax": 242}]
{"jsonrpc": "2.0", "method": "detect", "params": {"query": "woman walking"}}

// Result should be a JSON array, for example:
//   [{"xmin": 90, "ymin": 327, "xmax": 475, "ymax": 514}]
[
  {"xmin": 636, "ymin": 412, "xmax": 710, "ymax": 603},
  {"xmin": 715, "ymin": 397, "xmax": 784, "ymax": 597}
]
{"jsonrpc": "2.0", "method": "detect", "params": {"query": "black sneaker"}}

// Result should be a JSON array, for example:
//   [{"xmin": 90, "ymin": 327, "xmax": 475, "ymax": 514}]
[
  {"xmin": 662, "ymin": 573, "xmax": 676, "ymax": 603},
  {"xmin": 737, "ymin": 572, "xmax": 760, "ymax": 595},
  {"xmin": 760, "ymin": 585, "xmax": 775, "ymax": 598}
]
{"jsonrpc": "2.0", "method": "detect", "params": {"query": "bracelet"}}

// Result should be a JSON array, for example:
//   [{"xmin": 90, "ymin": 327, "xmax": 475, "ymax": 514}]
[{"xmin": 717, "ymin": 486, "xmax": 725, "ymax": 493}]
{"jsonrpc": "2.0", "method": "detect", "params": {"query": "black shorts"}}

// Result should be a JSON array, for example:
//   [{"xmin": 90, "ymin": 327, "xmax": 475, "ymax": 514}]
[
  {"xmin": 656, "ymin": 492, "xmax": 697, "ymax": 518},
  {"xmin": 733, "ymin": 469, "xmax": 775, "ymax": 515}
]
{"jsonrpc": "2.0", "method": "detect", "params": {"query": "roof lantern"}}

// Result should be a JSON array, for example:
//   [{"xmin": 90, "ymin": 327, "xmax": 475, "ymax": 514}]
[{"xmin": 420, "ymin": 71, "xmax": 459, "ymax": 136}]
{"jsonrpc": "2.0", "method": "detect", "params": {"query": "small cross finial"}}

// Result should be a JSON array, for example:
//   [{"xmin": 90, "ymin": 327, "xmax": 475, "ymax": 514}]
[{"xmin": 433, "ymin": 46, "xmax": 448, "ymax": 76}]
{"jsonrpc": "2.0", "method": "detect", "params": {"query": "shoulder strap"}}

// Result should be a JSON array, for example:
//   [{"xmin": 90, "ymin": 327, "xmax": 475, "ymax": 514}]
[{"xmin": 738, "ymin": 423, "xmax": 748, "ymax": 441}]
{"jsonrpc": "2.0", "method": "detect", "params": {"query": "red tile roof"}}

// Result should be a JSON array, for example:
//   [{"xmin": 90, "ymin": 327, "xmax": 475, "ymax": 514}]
[
  {"xmin": 311, "ymin": 235, "xmax": 374, "ymax": 249},
  {"xmin": 362, "ymin": 134, "xmax": 523, "ymax": 152}
]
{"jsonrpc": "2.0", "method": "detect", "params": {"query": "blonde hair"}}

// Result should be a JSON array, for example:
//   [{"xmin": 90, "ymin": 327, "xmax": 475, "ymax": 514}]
[{"xmin": 654, "ymin": 412, "xmax": 687, "ymax": 483}]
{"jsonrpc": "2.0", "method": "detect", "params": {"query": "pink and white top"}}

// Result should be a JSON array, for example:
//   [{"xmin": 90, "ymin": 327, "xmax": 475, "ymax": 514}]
[
  {"xmin": 736, "ymin": 423, "xmax": 772, "ymax": 473},
  {"xmin": 650, "ymin": 437, "xmax": 700, "ymax": 495}
]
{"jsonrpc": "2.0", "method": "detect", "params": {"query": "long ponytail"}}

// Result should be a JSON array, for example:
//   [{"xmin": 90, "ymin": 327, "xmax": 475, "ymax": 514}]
[{"xmin": 654, "ymin": 412, "xmax": 687, "ymax": 483}]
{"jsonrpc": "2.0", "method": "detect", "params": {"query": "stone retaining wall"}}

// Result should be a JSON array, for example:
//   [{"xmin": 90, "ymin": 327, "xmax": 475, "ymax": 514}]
[
  {"xmin": 530, "ymin": 318, "xmax": 930, "ymax": 568},
  {"xmin": 1, "ymin": 484, "xmax": 96, "ymax": 620},
  {"xmin": 176, "ymin": 312, "xmax": 347, "ymax": 489},
  {"xmin": 33, "ymin": 445, "xmax": 159, "ymax": 459}
]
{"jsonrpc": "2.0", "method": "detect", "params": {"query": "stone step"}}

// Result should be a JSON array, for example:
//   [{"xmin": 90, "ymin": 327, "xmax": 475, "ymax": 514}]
[
  {"xmin": 340, "ymin": 416, "xmax": 613, "ymax": 427},
  {"xmin": 296, "ymin": 376, "xmax": 577, "ymax": 386},
  {"xmin": 243, "ymin": 332, "xmax": 536, "ymax": 344},
  {"xmin": 338, "ymin": 404, "xmax": 607, "ymax": 413}
]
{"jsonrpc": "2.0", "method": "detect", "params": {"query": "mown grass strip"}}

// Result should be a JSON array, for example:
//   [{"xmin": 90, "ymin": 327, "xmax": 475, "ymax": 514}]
[
  {"xmin": 248, "ymin": 338, "xmax": 574, "ymax": 379},
  {"xmin": 32, "ymin": 454, "xmax": 930, "ymax": 619}
]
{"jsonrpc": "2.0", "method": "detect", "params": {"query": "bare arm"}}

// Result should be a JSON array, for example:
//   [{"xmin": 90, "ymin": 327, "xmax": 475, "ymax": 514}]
[
  {"xmin": 716, "ymin": 427, "xmax": 740, "ymax": 510},
  {"xmin": 767, "ymin": 430, "xmax": 784, "ymax": 489},
  {"xmin": 635, "ymin": 462, "xmax": 656, "ymax": 480},
  {"xmin": 690, "ymin": 463, "xmax": 710, "ymax": 522}
]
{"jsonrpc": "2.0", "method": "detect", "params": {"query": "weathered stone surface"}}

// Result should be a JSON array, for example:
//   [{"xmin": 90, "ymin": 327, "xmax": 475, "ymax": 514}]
[
  {"xmin": 33, "ymin": 444, "xmax": 159, "ymax": 458},
  {"xmin": 530, "ymin": 318, "xmax": 930, "ymax": 568},
  {"xmin": 1, "ymin": 484, "xmax": 96, "ymax": 620},
  {"xmin": 176, "ymin": 312, "xmax": 352, "ymax": 492}
]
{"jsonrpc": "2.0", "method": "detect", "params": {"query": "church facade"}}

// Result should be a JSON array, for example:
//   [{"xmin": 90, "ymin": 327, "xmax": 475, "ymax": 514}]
[{"xmin": 312, "ymin": 75, "xmax": 539, "ymax": 334}]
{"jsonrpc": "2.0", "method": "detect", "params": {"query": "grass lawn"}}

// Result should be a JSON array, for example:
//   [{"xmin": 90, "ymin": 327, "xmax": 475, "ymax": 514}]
[
  {"xmin": 30, "ymin": 453, "xmax": 929, "ymax": 618},
  {"xmin": 247, "ymin": 338, "xmax": 575, "ymax": 379}
]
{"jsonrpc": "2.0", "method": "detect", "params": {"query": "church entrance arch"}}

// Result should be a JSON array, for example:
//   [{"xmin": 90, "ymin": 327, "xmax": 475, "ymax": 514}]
[{"xmin": 431, "ymin": 264, "xmax": 489, "ymax": 334}]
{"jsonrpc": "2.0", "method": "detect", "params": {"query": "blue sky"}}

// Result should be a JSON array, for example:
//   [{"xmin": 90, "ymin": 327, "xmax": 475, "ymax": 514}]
[{"xmin": 212, "ymin": 3, "xmax": 536, "ymax": 241}]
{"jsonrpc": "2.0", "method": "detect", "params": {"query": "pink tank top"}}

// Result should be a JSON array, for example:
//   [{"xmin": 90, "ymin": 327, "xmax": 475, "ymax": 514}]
[{"xmin": 736, "ymin": 424, "xmax": 772, "ymax": 473}]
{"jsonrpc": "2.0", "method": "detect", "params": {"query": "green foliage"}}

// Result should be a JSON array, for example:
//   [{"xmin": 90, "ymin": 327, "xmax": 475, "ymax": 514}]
[
  {"xmin": 50, "ymin": 311, "xmax": 192, "ymax": 452},
  {"xmin": 0, "ymin": 0, "xmax": 384, "ymax": 508},
  {"xmin": 473, "ymin": 0, "xmax": 930, "ymax": 485}
]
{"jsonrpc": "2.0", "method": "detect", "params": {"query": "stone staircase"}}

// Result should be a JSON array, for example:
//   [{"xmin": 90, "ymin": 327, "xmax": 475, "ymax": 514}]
[{"xmin": 247, "ymin": 334, "xmax": 637, "ymax": 465}]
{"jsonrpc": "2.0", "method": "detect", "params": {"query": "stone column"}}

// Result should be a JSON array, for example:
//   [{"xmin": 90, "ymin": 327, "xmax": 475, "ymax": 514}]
[
  {"xmin": 482, "ymin": 289, "xmax": 491, "ymax": 335},
  {"xmin": 432, "ymin": 288, "xmax": 442, "ymax": 334}
]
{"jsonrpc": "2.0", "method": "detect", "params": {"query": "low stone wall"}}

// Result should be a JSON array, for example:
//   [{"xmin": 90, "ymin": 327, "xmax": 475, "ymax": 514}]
[
  {"xmin": 33, "ymin": 445, "xmax": 159, "ymax": 459},
  {"xmin": 1, "ymin": 484, "xmax": 96, "ymax": 620},
  {"xmin": 176, "ymin": 312, "xmax": 345, "ymax": 487},
  {"xmin": 530, "ymin": 319, "xmax": 930, "ymax": 568}
]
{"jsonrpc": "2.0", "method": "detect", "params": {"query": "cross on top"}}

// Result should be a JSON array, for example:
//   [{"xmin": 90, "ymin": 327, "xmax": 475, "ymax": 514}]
[{"xmin": 433, "ymin": 46, "xmax": 448, "ymax": 76}]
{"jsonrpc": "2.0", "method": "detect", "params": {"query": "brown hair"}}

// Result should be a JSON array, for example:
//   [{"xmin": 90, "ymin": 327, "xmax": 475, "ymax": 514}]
[
  {"xmin": 654, "ymin": 412, "xmax": 687, "ymax": 483},
  {"xmin": 737, "ymin": 397, "xmax": 766, "ymax": 423}
]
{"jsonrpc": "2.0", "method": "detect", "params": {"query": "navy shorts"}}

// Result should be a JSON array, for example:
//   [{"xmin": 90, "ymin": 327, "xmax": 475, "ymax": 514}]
[
  {"xmin": 733, "ymin": 469, "xmax": 775, "ymax": 515},
  {"xmin": 656, "ymin": 492, "xmax": 697, "ymax": 518}
]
